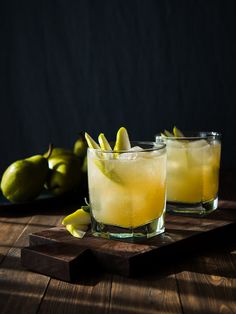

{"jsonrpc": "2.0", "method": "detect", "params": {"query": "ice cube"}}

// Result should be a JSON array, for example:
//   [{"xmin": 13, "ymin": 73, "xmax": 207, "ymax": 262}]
[
  {"xmin": 129, "ymin": 146, "xmax": 144, "ymax": 151},
  {"xmin": 118, "ymin": 146, "xmax": 143, "ymax": 160},
  {"xmin": 165, "ymin": 140, "xmax": 188, "ymax": 169},
  {"xmin": 187, "ymin": 140, "xmax": 212, "ymax": 166},
  {"xmin": 187, "ymin": 139, "xmax": 209, "ymax": 149},
  {"xmin": 166, "ymin": 140, "xmax": 186, "ymax": 149},
  {"xmin": 89, "ymin": 149, "xmax": 113, "ymax": 161}
]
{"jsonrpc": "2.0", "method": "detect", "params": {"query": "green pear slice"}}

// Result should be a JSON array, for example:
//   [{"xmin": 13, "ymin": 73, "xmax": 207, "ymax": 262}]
[
  {"xmin": 62, "ymin": 208, "xmax": 91, "ymax": 225},
  {"xmin": 114, "ymin": 127, "xmax": 131, "ymax": 151},
  {"xmin": 94, "ymin": 159, "xmax": 122, "ymax": 183},
  {"xmin": 85, "ymin": 133, "xmax": 100, "ymax": 149},
  {"xmin": 164, "ymin": 129, "xmax": 174, "ymax": 137},
  {"xmin": 160, "ymin": 132, "xmax": 166, "ymax": 137},
  {"xmin": 65, "ymin": 224, "xmax": 88, "ymax": 238},
  {"xmin": 98, "ymin": 133, "xmax": 112, "ymax": 150},
  {"xmin": 173, "ymin": 126, "xmax": 184, "ymax": 137},
  {"xmin": 85, "ymin": 132, "xmax": 122, "ymax": 184}
]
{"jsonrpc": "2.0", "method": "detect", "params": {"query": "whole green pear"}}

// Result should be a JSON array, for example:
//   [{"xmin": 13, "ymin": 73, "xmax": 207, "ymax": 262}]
[
  {"xmin": 73, "ymin": 132, "xmax": 87, "ymax": 159},
  {"xmin": 1, "ymin": 154, "xmax": 49, "ymax": 203},
  {"xmin": 44, "ymin": 147, "xmax": 73, "ymax": 159},
  {"xmin": 81, "ymin": 156, "xmax": 87, "ymax": 173},
  {"xmin": 45, "ymin": 154, "xmax": 81, "ymax": 196}
]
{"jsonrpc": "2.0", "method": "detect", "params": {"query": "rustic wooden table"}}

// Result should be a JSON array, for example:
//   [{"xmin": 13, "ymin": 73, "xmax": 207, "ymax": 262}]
[{"xmin": 0, "ymin": 172, "xmax": 236, "ymax": 314}]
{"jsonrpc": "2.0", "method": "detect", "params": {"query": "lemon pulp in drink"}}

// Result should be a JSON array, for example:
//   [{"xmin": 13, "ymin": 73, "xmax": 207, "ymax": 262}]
[
  {"xmin": 166, "ymin": 139, "xmax": 221, "ymax": 204},
  {"xmin": 88, "ymin": 149, "xmax": 166, "ymax": 228}
]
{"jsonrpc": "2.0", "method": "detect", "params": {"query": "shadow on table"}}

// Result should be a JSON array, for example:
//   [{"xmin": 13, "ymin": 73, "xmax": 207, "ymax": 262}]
[
  {"xmin": 0, "ymin": 192, "xmax": 85, "ymax": 218},
  {"xmin": 135, "ymin": 240, "xmax": 236, "ymax": 282}
]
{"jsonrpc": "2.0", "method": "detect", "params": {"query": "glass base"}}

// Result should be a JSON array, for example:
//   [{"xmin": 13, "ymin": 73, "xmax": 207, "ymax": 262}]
[
  {"xmin": 166, "ymin": 197, "xmax": 218, "ymax": 216},
  {"xmin": 91, "ymin": 212, "xmax": 165, "ymax": 241}
]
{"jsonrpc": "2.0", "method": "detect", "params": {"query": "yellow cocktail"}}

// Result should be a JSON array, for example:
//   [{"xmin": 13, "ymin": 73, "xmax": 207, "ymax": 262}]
[
  {"xmin": 157, "ymin": 132, "xmax": 221, "ymax": 215},
  {"xmin": 87, "ymin": 141, "xmax": 166, "ymax": 239}
]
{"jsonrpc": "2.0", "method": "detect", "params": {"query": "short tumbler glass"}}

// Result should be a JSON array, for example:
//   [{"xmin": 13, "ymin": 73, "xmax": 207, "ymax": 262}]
[
  {"xmin": 156, "ymin": 132, "xmax": 221, "ymax": 216},
  {"xmin": 87, "ymin": 141, "xmax": 167, "ymax": 240}
]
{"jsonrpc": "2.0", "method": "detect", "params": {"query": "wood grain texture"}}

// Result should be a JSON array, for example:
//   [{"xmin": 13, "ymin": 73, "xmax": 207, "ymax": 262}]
[
  {"xmin": 0, "ymin": 214, "xmax": 62, "ymax": 314},
  {"xmin": 38, "ymin": 275, "xmax": 113, "ymax": 314},
  {"xmin": 0, "ymin": 171, "xmax": 236, "ymax": 314},
  {"xmin": 0, "ymin": 215, "xmax": 32, "ymax": 263},
  {"xmin": 175, "ymin": 258, "xmax": 236, "ymax": 314},
  {"xmin": 21, "ymin": 210, "xmax": 236, "ymax": 281},
  {"xmin": 108, "ymin": 274, "xmax": 182, "ymax": 314}
]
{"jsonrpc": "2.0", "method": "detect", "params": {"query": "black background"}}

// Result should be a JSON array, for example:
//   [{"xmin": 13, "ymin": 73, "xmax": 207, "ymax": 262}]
[{"xmin": 0, "ymin": 0, "xmax": 235, "ymax": 174}]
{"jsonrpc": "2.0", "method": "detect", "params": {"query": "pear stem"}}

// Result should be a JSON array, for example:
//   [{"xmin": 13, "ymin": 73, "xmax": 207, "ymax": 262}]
[
  {"xmin": 79, "ymin": 131, "xmax": 86, "ymax": 143},
  {"xmin": 44, "ymin": 143, "xmax": 53, "ymax": 159}
]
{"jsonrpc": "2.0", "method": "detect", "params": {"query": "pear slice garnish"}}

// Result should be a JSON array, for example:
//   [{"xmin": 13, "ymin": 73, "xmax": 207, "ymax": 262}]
[
  {"xmin": 85, "ymin": 132, "xmax": 122, "ymax": 184},
  {"xmin": 62, "ymin": 208, "xmax": 91, "ymax": 225},
  {"xmin": 164, "ymin": 129, "xmax": 174, "ymax": 137},
  {"xmin": 62, "ymin": 208, "xmax": 91, "ymax": 238},
  {"xmin": 114, "ymin": 127, "xmax": 131, "ymax": 151},
  {"xmin": 98, "ymin": 133, "xmax": 112, "ymax": 151},
  {"xmin": 65, "ymin": 224, "xmax": 88, "ymax": 238},
  {"xmin": 173, "ymin": 126, "xmax": 184, "ymax": 137},
  {"xmin": 85, "ymin": 133, "xmax": 100, "ymax": 149},
  {"xmin": 94, "ymin": 159, "xmax": 122, "ymax": 183}
]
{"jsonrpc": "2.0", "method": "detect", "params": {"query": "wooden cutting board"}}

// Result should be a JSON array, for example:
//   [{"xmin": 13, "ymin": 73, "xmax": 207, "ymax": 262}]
[{"xmin": 21, "ymin": 210, "xmax": 236, "ymax": 282}]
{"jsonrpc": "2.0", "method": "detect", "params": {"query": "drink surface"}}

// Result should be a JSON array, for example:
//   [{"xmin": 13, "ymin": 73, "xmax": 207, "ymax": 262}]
[
  {"xmin": 88, "ymin": 150, "xmax": 166, "ymax": 228},
  {"xmin": 166, "ymin": 139, "xmax": 221, "ymax": 203}
]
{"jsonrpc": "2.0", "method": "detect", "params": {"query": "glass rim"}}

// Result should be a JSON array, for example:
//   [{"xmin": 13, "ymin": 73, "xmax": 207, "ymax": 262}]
[
  {"xmin": 155, "ymin": 131, "xmax": 221, "ymax": 141},
  {"xmin": 88, "ymin": 140, "xmax": 166, "ymax": 154}
]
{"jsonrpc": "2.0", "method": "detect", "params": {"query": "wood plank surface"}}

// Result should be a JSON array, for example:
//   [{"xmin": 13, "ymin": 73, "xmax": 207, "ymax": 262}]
[
  {"xmin": 38, "ymin": 275, "xmax": 113, "ymax": 314},
  {"xmin": 175, "ymin": 255, "xmax": 236, "ymax": 314},
  {"xmin": 108, "ymin": 274, "xmax": 183, "ymax": 314},
  {"xmin": 0, "ymin": 214, "xmax": 62, "ymax": 314},
  {"xmin": 0, "ymin": 189, "xmax": 236, "ymax": 314},
  {"xmin": 0, "ymin": 215, "xmax": 32, "ymax": 263},
  {"xmin": 21, "ymin": 210, "xmax": 236, "ymax": 281}
]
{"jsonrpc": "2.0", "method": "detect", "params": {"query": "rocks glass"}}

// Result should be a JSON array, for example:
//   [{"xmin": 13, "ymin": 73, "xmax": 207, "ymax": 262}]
[
  {"xmin": 87, "ymin": 141, "xmax": 167, "ymax": 240},
  {"xmin": 156, "ymin": 132, "xmax": 221, "ymax": 216}
]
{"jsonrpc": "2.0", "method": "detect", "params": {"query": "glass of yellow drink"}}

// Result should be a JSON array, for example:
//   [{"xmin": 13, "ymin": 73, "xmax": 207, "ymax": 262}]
[
  {"xmin": 156, "ymin": 132, "xmax": 221, "ymax": 215},
  {"xmin": 87, "ymin": 141, "xmax": 167, "ymax": 240}
]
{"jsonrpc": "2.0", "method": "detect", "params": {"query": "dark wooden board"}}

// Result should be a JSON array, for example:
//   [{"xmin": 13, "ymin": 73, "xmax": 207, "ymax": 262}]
[{"xmin": 21, "ymin": 210, "xmax": 236, "ymax": 282}]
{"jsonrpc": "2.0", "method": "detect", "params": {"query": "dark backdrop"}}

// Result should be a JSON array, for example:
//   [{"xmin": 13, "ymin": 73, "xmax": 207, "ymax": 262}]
[{"xmin": 0, "ymin": 0, "xmax": 236, "ymax": 173}]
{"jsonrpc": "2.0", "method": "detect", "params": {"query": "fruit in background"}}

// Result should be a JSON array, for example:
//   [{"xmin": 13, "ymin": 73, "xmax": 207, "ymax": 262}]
[
  {"xmin": 44, "ymin": 147, "xmax": 73, "ymax": 158},
  {"xmin": 73, "ymin": 132, "xmax": 89, "ymax": 197},
  {"xmin": 81, "ymin": 156, "xmax": 87, "ymax": 173},
  {"xmin": 45, "ymin": 153, "xmax": 82, "ymax": 196},
  {"xmin": 0, "ymin": 146, "xmax": 52, "ymax": 203},
  {"xmin": 74, "ymin": 132, "xmax": 88, "ymax": 159}
]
